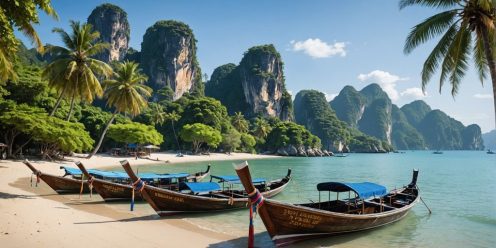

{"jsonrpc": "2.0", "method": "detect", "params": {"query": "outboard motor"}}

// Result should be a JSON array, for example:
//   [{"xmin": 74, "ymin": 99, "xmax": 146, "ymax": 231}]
[{"xmin": 408, "ymin": 169, "xmax": 419, "ymax": 188}]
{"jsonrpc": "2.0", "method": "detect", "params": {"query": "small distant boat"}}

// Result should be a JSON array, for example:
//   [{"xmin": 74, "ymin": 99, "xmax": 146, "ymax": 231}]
[
  {"xmin": 23, "ymin": 160, "xmax": 90, "ymax": 194},
  {"xmin": 234, "ymin": 162, "xmax": 420, "ymax": 246},
  {"xmin": 75, "ymin": 162, "xmax": 210, "ymax": 201},
  {"xmin": 335, "ymin": 141, "xmax": 348, "ymax": 157},
  {"xmin": 433, "ymin": 150, "xmax": 443, "ymax": 154},
  {"xmin": 120, "ymin": 160, "xmax": 292, "ymax": 215},
  {"xmin": 487, "ymin": 149, "xmax": 495, "ymax": 154}
]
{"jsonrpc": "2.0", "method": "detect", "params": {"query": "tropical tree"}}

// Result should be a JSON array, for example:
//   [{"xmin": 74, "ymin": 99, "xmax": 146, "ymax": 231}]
[
  {"xmin": 180, "ymin": 123, "xmax": 222, "ymax": 154},
  {"xmin": 166, "ymin": 110, "xmax": 182, "ymax": 152},
  {"xmin": 149, "ymin": 103, "xmax": 167, "ymax": 126},
  {"xmin": 231, "ymin": 112, "xmax": 249, "ymax": 133},
  {"xmin": 221, "ymin": 128, "xmax": 242, "ymax": 153},
  {"xmin": 251, "ymin": 117, "xmax": 272, "ymax": 139},
  {"xmin": 0, "ymin": 0, "xmax": 57, "ymax": 81},
  {"xmin": 401, "ymin": 0, "xmax": 496, "ymax": 123},
  {"xmin": 42, "ymin": 20, "xmax": 112, "ymax": 119},
  {"xmin": 88, "ymin": 61, "xmax": 151, "ymax": 158},
  {"xmin": 108, "ymin": 122, "xmax": 163, "ymax": 145}
]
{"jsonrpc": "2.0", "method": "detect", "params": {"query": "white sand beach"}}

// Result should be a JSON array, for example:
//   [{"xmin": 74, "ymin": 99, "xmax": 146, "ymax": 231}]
[{"xmin": 0, "ymin": 152, "xmax": 279, "ymax": 247}]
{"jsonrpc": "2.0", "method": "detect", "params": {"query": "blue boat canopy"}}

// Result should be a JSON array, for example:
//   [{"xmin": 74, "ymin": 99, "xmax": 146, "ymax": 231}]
[
  {"xmin": 183, "ymin": 182, "xmax": 221, "ymax": 193},
  {"xmin": 61, "ymin": 166, "xmax": 83, "ymax": 176},
  {"xmin": 60, "ymin": 166, "xmax": 190, "ymax": 181},
  {"xmin": 316, "ymin": 182, "xmax": 387, "ymax": 199},
  {"xmin": 211, "ymin": 175, "xmax": 265, "ymax": 184},
  {"xmin": 139, "ymin": 173, "xmax": 190, "ymax": 180}
]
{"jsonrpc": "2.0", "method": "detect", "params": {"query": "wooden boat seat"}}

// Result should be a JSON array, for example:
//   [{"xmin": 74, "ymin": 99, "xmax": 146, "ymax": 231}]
[{"xmin": 365, "ymin": 200, "xmax": 397, "ymax": 211}]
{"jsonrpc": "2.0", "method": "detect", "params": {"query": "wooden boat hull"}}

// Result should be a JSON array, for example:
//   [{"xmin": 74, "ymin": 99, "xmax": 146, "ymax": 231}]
[
  {"xmin": 90, "ymin": 178, "xmax": 139, "ymax": 201},
  {"xmin": 143, "ymin": 186, "xmax": 248, "ymax": 215},
  {"xmin": 75, "ymin": 163, "xmax": 210, "ymax": 201},
  {"xmin": 120, "ymin": 160, "xmax": 291, "ymax": 216},
  {"xmin": 234, "ymin": 162, "xmax": 420, "ymax": 246},
  {"xmin": 261, "ymin": 197, "xmax": 417, "ymax": 246},
  {"xmin": 23, "ymin": 160, "xmax": 89, "ymax": 194},
  {"xmin": 140, "ymin": 175, "xmax": 291, "ymax": 215},
  {"xmin": 39, "ymin": 173, "xmax": 90, "ymax": 194}
]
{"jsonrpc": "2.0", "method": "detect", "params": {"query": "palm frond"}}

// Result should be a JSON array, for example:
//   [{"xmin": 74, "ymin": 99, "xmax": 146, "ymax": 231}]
[
  {"xmin": 421, "ymin": 22, "xmax": 458, "ymax": 90},
  {"xmin": 473, "ymin": 34, "xmax": 488, "ymax": 84},
  {"xmin": 399, "ymin": 0, "xmax": 460, "ymax": 10},
  {"xmin": 448, "ymin": 23, "xmax": 471, "ymax": 96},
  {"xmin": 404, "ymin": 10, "xmax": 458, "ymax": 54}
]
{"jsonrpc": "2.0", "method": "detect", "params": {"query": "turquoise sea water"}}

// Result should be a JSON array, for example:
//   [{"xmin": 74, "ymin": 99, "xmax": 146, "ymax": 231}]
[{"xmin": 114, "ymin": 151, "xmax": 496, "ymax": 247}]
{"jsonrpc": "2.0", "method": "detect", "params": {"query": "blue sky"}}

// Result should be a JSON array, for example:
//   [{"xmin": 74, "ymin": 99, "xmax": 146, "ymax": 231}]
[{"xmin": 21, "ymin": 0, "xmax": 495, "ymax": 132}]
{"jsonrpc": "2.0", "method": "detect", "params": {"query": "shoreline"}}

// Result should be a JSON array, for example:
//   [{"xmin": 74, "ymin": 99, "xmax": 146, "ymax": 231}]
[{"xmin": 0, "ymin": 152, "xmax": 279, "ymax": 247}]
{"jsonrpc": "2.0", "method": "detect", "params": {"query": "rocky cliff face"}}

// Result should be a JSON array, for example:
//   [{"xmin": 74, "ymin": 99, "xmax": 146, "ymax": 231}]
[
  {"xmin": 330, "ymin": 84, "xmax": 483, "ymax": 150},
  {"xmin": 462, "ymin": 124, "xmax": 484, "ymax": 150},
  {"xmin": 141, "ymin": 20, "xmax": 202, "ymax": 100},
  {"xmin": 205, "ymin": 45, "xmax": 292, "ymax": 120},
  {"xmin": 331, "ymin": 84, "xmax": 392, "ymax": 144},
  {"xmin": 87, "ymin": 4, "xmax": 130, "ymax": 62},
  {"xmin": 239, "ymin": 45, "xmax": 292, "ymax": 120},
  {"xmin": 330, "ymin": 86, "xmax": 366, "ymax": 127}
]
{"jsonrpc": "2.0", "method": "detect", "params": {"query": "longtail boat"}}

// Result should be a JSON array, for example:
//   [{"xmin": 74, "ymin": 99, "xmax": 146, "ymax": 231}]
[
  {"xmin": 120, "ymin": 160, "xmax": 292, "ymax": 215},
  {"xmin": 23, "ymin": 160, "xmax": 90, "ymax": 193},
  {"xmin": 75, "ymin": 162, "xmax": 209, "ymax": 201},
  {"xmin": 234, "ymin": 161, "xmax": 420, "ymax": 246}
]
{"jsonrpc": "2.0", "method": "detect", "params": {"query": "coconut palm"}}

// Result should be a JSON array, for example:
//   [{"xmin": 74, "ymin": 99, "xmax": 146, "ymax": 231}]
[
  {"xmin": 401, "ymin": 0, "xmax": 496, "ymax": 123},
  {"xmin": 0, "ymin": 0, "xmax": 57, "ymax": 81},
  {"xmin": 166, "ymin": 111, "xmax": 182, "ymax": 152},
  {"xmin": 231, "ymin": 112, "xmax": 249, "ymax": 133},
  {"xmin": 42, "ymin": 20, "xmax": 112, "ymax": 119},
  {"xmin": 87, "ymin": 61, "xmax": 151, "ymax": 158},
  {"xmin": 150, "ymin": 103, "xmax": 167, "ymax": 126},
  {"xmin": 252, "ymin": 117, "xmax": 272, "ymax": 139}
]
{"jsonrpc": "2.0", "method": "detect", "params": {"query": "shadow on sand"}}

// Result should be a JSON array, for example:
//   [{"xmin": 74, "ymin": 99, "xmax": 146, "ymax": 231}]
[{"xmin": 0, "ymin": 191, "xmax": 37, "ymax": 199}]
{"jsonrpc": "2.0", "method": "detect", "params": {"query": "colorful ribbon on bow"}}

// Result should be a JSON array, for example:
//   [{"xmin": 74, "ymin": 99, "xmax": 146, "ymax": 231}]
[
  {"xmin": 247, "ymin": 189, "xmax": 264, "ymax": 248},
  {"xmin": 131, "ymin": 178, "xmax": 145, "ymax": 211}
]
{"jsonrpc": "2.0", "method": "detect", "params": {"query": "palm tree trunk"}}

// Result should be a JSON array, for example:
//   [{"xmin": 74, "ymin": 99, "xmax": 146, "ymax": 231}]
[
  {"xmin": 481, "ymin": 27, "xmax": 496, "ymax": 125},
  {"xmin": 66, "ymin": 95, "xmax": 75, "ymax": 121},
  {"xmin": 87, "ymin": 110, "xmax": 118, "ymax": 158},
  {"xmin": 66, "ymin": 75, "xmax": 78, "ymax": 121},
  {"xmin": 50, "ymin": 86, "xmax": 67, "ymax": 117},
  {"xmin": 171, "ymin": 120, "xmax": 181, "ymax": 153}
]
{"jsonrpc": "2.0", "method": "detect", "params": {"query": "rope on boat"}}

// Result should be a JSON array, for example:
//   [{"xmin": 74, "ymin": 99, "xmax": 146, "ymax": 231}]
[
  {"xmin": 420, "ymin": 196, "xmax": 432, "ymax": 214},
  {"xmin": 79, "ymin": 174, "xmax": 85, "ymax": 199},
  {"xmin": 31, "ymin": 171, "xmax": 41, "ymax": 187},
  {"xmin": 131, "ymin": 178, "xmax": 145, "ymax": 211},
  {"xmin": 88, "ymin": 176, "xmax": 94, "ymax": 198},
  {"xmin": 247, "ymin": 189, "xmax": 264, "ymax": 248}
]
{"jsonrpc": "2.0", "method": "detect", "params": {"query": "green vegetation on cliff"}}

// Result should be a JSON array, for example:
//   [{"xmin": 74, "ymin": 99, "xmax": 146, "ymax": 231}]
[
  {"xmin": 294, "ymin": 89, "xmax": 392, "ymax": 152},
  {"xmin": 205, "ymin": 44, "xmax": 292, "ymax": 120}
]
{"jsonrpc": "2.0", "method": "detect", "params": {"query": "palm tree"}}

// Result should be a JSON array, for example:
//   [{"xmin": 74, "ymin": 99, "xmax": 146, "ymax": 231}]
[
  {"xmin": 42, "ymin": 20, "xmax": 112, "ymax": 119},
  {"xmin": 231, "ymin": 112, "xmax": 249, "ymax": 133},
  {"xmin": 87, "ymin": 61, "xmax": 151, "ymax": 158},
  {"xmin": 166, "ymin": 111, "xmax": 182, "ymax": 153},
  {"xmin": 401, "ymin": 0, "xmax": 496, "ymax": 123},
  {"xmin": 149, "ymin": 103, "xmax": 167, "ymax": 126},
  {"xmin": 0, "ymin": 0, "xmax": 57, "ymax": 81},
  {"xmin": 252, "ymin": 117, "xmax": 272, "ymax": 139}
]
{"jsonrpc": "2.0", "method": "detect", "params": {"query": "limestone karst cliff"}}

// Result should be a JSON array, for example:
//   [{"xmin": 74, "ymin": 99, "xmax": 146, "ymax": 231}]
[
  {"xmin": 205, "ymin": 45, "xmax": 292, "ymax": 121},
  {"xmin": 87, "ymin": 3, "xmax": 130, "ymax": 62},
  {"xmin": 140, "ymin": 20, "xmax": 202, "ymax": 100}
]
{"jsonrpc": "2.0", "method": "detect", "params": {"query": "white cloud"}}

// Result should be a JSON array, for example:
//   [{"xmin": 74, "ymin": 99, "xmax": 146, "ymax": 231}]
[
  {"xmin": 400, "ymin": 87, "xmax": 427, "ymax": 100},
  {"xmin": 290, "ymin": 38, "xmax": 346, "ymax": 58},
  {"xmin": 473, "ymin": 94, "xmax": 492, "ymax": 99},
  {"xmin": 324, "ymin": 93, "xmax": 338, "ymax": 101},
  {"xmin": 357, "ymin": 70, "xmax": 409, "ymax": 101}
]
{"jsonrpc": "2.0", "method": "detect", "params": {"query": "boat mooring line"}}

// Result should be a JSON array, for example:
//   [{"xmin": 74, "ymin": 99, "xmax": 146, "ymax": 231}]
[{"xmin": 419, "ymin": 196, "xmax": 432, "ymax": 214}]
